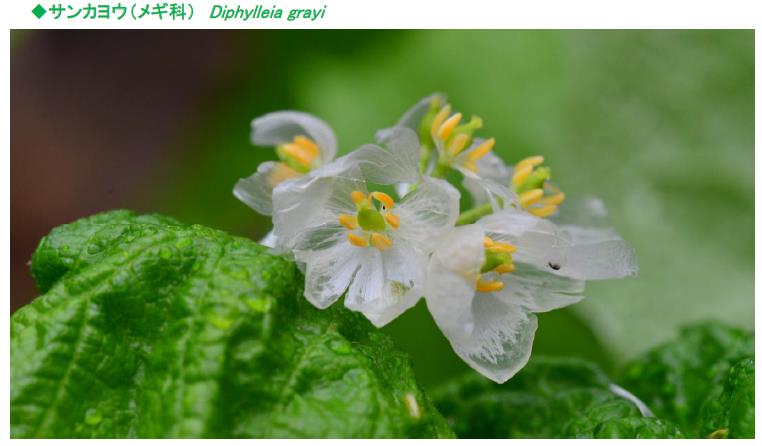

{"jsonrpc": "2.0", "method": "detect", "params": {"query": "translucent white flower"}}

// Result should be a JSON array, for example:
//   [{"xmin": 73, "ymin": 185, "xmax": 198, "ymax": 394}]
[
  {"xmin": 233, "ymin": 111, "xmax": 338, "ymax": 217},
  {"xmin": 424, "ymin": 208, "xmax": 637, "ymax": 383},
  {"xmin": 271, "ymin": 128, "xmax": 460, "ymax": 326}
]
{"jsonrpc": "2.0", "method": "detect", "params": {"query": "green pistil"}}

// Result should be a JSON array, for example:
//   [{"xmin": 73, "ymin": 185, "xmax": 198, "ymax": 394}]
[
  {"xmin": 456, "ymin": 196, "xmax": 504, "ymax": 226},
  {"xmin": 357, "ymin": 209, "xmax": 386, "ymax": 231},
  {"xmin": 481, "ymin": 250, "xmax": 511, "ymax": 274}
]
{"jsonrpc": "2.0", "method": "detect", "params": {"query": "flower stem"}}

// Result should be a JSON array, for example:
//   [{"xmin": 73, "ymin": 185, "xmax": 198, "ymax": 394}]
[{"xmin": 456, "ymin": 203, "xmax": 494, "ymax": 225}]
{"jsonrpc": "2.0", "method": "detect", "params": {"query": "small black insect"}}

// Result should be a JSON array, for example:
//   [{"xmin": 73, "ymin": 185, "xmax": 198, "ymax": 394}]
[{"xmin": 548, "ymin": 261, "xmax": 561, "ymax": 271}]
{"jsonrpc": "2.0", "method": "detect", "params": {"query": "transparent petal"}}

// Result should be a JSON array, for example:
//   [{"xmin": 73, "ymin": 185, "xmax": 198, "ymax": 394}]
[
  {"xmin": 259, "ymin": 230, "xmax": 278, "ymax": 248},
  {"xmin": 251, "ymin": 111, "xmax": 338, "ymax": 163},
  {"xmin": 395, "ymin": 177, "xmax": 460, "ymax": 250},
  {"xmin": 271, "ymin": 164, "xmax": 365, "ymax": 252},
  {"xmin": 348, "ymin": 127, "xmax": 421, "ymax": 185},
  {"xmin": 553, "ymin": 195, "xmax": 622, "ymax": 244},
  {"xmin": 480, "ymin": 209, "xmax": 637, "ymax": 280},
  {"xmin": 427, "ymin": 291, "xmax": 537, "ymax": 384},
  {"xmin": 375, "ymin": 93, "xmax": 447, "ymax": 141},
  {"xmin": 233, "ymin": 161, "xmax": 284, "ymax": 216},
  {"xmin": 298, "ymin": 241, "xmax": 361, "ymax": 309},
  {"xmin": 494, "ymin": 264, "xmax": 585, "ymax": 313},
  {"xmin": 345, "ymin": 244, "xmax": 424, "ymax": 327}
]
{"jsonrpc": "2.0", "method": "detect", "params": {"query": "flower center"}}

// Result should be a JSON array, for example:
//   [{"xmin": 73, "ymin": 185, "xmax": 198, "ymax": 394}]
[
  {"xmin": 476, "ymin": 236, "xmax": 517, "ymax": 293},
  {"xmin": 512, "ymin": 155, "xmax": 565, "ymax": 217},
  {"xmin": 339, "ymin": 190, "xmax": 400, "ymax": 251},
  {"xmin": 275, "ymin": 135, "xmax": 322, "ymax": 174}
]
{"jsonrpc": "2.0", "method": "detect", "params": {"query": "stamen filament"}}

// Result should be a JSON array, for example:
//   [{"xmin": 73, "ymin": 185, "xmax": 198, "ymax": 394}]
[
  {"xmin": 430, "ymin": 104, "xmax": 452, "ymax": 138},
  {"xmin": 370, "ymin": 191, "xmax": 395, "ymax": 209},
  {"xmin": 437, "ymin": 113, "xmax": 463, "ymax": 141},
  {"xmin": 519, "ymin": 188, "xmax": 544, "ymax": 208},
  {"xmin": 384, "ymin": 212, "xmax": 400, "ymax": 229},
  {"xmin": 339, "ymin": 214, "xmax": 358, "ymax": 230},
  {"xmin": 465, "ymin": 138, "xmax": 496, "ymax": 162},
  {"xmin": 347, "ymin": 233, "xmax": 369, "ymax": 247},
  {"xmin": 529, "ymin": 205, "xmax": 557, "ymax": 218},
  {"xmin": 476, "ymin": 279, "xmax": 504, "ymax": 293},
  {"xmin": 370, "ymin": 232, "xmax": 393, "ymax": 251}
]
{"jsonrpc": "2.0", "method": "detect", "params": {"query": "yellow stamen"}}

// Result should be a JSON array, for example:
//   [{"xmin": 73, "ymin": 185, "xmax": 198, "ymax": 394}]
[
  {"xmin": 466, "ymin": 138, "xmax": 496, "ymax": 162},
  {"xmin": 293, "ymin": 135, "xmax": 320, "ymax": 158},
  {"xmin": 351, "ymin": 190, "xmax": 367, "ymax": 204},
  {"xmin": 476, "ymin": 279, "xmax": 504, "ymax": 293},
  {"xmin": 519, "ymin": 188, "xmax": 544, "ymax": 208},
  {"xmin": 447, "ymin": 133, "xmax": 469, "ymax": 157},
  {"xmin": 430, "ymin": 104, "xmax": 452, "ymax": 138},
  {"xmin": 338, "ymin": 214, "xmax": 358, "ymax": 230},
  {"xmin": 494, "ymin": 263, "xmax": 516, "ymax": 274},
  {"xmin": 437, "ymin": 112, "xmax": 463, "ymax": 141},
  {"xmin": 384, "ymin": 212, "xmax": 400, "ymax": 229},
  {"xmin": 511, "ymin": 164, "xmax": 533, "ymax": 186},
  {"xmin": 370, "ymin": 191, "xmax": 394, "ymax": 209},
  {"xmin": 539, "ymin": 191, "xmax": 566, "ymax": 207},
  {"xmin": 267, "ymin": 163, "xmax": 300, "ymax": 188},
  {"xmin": 370, "ymin": 232, "xmax": 393, "ymax": 251},
  {"xmin": 489, "ymin": 242, "xmax": 518, "ymax": 254},
  {"xmin": 347, "ymin": 233, "xmax": 369, "ymax": 247},
  {"xmin": 482, "ymin": 236, "xmax": 495, "ymax": 248},
  {"xmin": 281, "ymin": 143, "xmax": 313, "ymax": 168},
  {"xmin": 529, "ymin": 205, "xmax": 557, "ymax": 218},
  {"xmin": 515, "ymin": 155, "xmax": 545, "ymax": 171}
]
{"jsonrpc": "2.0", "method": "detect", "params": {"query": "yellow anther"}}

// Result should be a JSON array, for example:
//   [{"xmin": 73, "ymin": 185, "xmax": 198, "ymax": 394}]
[
  {"xmin": 515, "ymin": 155, "xmax": 545, "ymax": 171},
  {"xmin": 494, "ymin": 263, "xmax": 516, "ymax": 274},
  {"xmin": 482, "ymin": 236, "xmax": 495, "ymax": 248},
  {"xmin": 512, "ymin": 164, "xmax": 533, "ymax": 186},
  {"xmin": 267, "ymin": 163, "xmax": 300, "ymax": 188},
  {"xmin": 370, "ymin": 232, "xmax": 393, "ymax": 251},
  {"xmin": 489, "ymin": 242, "xmax": 518, "ymax": 254},
  {"xmin": 370, "ymin": 191, "xmax": 395, "ymax": 209},
  {"xmin": 338, "ymin": 214, "xmax": 358, "ymax": 230},
  {"xmin": 384, "ymin": 212, "xmax": 400, "ymax": 229},
  {"xmin": 437, "ymin": 112, "xmax": 463, "ymax": 141},
  {"xmin": 347, "ymin": 233, "xmax": 369, "ymax": 247},
  {"xmin": 539, "ymin": 191, "xmax": 566, "ymax": 207},
  {"xmin": 476, "ymin": 279, "xmax": 504, "ymax": 293},
  {"xmin": 447, "ymin": 133, "xmax": 469, "ymax": 157},
  {"xmin": 293, "ymin": 135, "xmax": 320, "ymax": 158},
  {"xmin": 430, "ymin": 104, "xmax": 452, "ymax": 138},
  {"xmin": 466, "ymin": 138, "xmax": 496, "ymax": 162},
  {"xmin": 351, "ymin": 190, "xmax": 367, "ymax": 204},
  {"xmin": 519, "ymin": 188, "xmax": 544, "ymax": 208},
  {"xmin": 281, "ymin": 143, "xmax": 314, "ymax": 168},
  {"xmin": 529, "ymin": 205, "xmax": 557, "ymax": 218},
  {"xmin": 462, "ymin": 160, "xmax": 478, "ymax": 173}
]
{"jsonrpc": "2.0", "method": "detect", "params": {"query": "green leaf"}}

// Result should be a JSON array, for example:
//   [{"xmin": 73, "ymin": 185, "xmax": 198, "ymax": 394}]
[
  {"xmin": 432, "ymin": 356, "xmax": 682, "ymax": 439},
  {"xmin": 11, "ymin": 210, "xmax": 454, "ymax": 439},
  {"xmin": 699, "ymin": 357, "xmax": 755, "ymax": 439},
  {"xmin": 618, "ymin": 322, "xmax": 754, "ymax": 437}
]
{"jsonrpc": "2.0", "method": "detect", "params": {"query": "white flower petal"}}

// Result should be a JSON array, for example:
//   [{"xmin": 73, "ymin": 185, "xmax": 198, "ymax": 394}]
[
  {"xmin": 233, "ymin": 161, "xmax": 282, "ymax": 216},
  {"xmin": 395, "ymin": 177, "xmax": 460, "ymax": 249},
  {"xmin": 480, "ymin": 209, "xmax": 637, "ymax": 280},
  {"xmin": 495, "ymin": 264, "xmax": 585, "ymax": 313},
  {"xmin": 348, "ymin": 127, "xmax": 421, "ymax": 185},
  {"xmin": 259, "ymin": 230, "xmax": 278, "ymax": 248},
  {"xmin": 375, "ymin": 93, "xmax": 446, "ymax": 142},
  {"xmin": 345, "ymin": 244, "xmax": 423, "ymax": 327},
  {"xmin": 299, "ymin": 241, "xmax": 361, "ymax": 309},
  {"xmin": 427, "ymin": 292, "xmax": 537, "ymax": 384},
  {"xmin": 272, "ymin": 164, "xmax": 365, "ymax": 252},
  {"xmin": 251, "ymin": 111, "xmax": 338, "ymax": 163}
]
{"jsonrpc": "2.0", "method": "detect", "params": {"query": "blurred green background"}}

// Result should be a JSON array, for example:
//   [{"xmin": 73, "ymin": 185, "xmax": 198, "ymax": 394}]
[{"xmin": 11, "ymin": 30, "xmax": 754, "ymax": 386}]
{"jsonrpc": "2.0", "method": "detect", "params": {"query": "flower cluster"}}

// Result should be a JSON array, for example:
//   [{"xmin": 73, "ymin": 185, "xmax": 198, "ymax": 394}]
[{"xmin": 234, "ymin": 94, "xmax": 638, "ymax": 383}]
